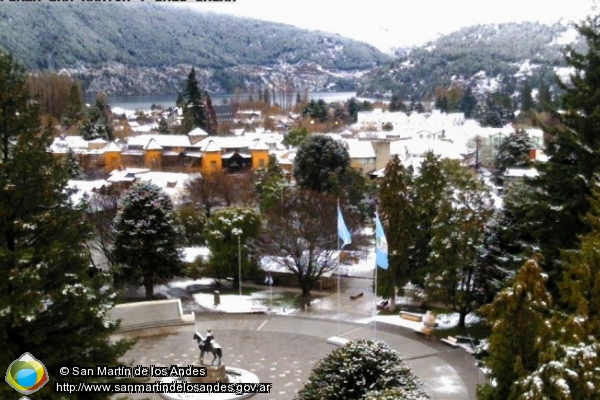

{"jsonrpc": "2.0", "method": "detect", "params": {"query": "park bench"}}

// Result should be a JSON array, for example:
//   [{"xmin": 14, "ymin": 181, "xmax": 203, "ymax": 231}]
[
  {"xmin": 400, "ymin": 311, "xmax": 423, "ymax": 322},
  {"xmin": 350, "ymin": 292, "xmax": 364, "ymax": 300},
  {"xmin": 413, "ymin": 326, "xmax": 433, "ymax": 339},
  {"xmin": 441, "ymin": 336, "xmax": 459, "ymax": 347},
  {"xmin": 108, "ymin": 299, "xmax": 190, "ymax": 332}
]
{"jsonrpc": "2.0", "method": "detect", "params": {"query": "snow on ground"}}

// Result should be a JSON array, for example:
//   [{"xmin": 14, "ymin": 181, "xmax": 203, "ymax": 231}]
[
  {"xmin": 111, "ymin": 107, "xmax": 137, "ymax": 119},
  {"xmin": 356, "ymin": 311, "xmax": 481, "ymax": 331},
  {"xmin": 338, "ymin": 249, "xmax": 375, "ymax": 278},
  {"xmin": 193, "ymin": 292, "xmax": 295, "ymax": 315},
  {"xmin": 436, "ymin": 312, "xmax": 481, "ymax": 329}
]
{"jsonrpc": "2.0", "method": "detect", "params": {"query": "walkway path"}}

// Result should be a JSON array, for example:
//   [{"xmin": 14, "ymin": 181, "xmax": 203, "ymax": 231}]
[
  {"xmin": 118, "ymin": 314, "xmax": 482, "ymax": 400},
  {"xmin": 116, "ymin": 275, "xmax": 483, "ymax": 399}
]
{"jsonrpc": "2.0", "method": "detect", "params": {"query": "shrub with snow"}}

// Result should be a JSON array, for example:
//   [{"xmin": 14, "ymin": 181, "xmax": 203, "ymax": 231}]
[{"xmin": 295, "ymin": 339, "xmax": 429, "ymax": 400}]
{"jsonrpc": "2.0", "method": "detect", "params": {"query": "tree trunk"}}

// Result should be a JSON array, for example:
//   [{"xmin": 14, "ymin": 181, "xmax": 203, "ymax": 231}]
[
  {"xmin": 301, "ymin": 287, "xmax": 311, "ymax": 308},
  {"xmin": 458, "ymin": 309, "xmax": 467, "ymax": 328},
  {"xmin": 144, "ymin": 281, "xmax": 154, "ymax": 299},
  {"xmin": 388, "ymin": 287, "xmax": 396, "ymax": 312}
]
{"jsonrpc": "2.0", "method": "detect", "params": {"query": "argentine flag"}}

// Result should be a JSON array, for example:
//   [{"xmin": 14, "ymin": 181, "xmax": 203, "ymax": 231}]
[
  {"xmin": 375, "ymin": 213, "xmax": 389, "ymax": 269},
  {"xmin": 337, "ymin": 205, "xmax": 351, "ymax": 248}
]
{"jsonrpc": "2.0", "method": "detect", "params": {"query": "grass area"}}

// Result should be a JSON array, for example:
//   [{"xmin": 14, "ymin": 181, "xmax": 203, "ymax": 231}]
[{"xmin": 432, "ymin": 321, "xmax": 490, "ymax": 341}]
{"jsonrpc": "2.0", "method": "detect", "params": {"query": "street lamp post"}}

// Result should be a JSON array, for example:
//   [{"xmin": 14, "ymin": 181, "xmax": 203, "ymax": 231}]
[
  {"xmin": 232, "ymin": 228, "xmax": 243, "ymax": 297},
  {"xmin": 237, "ymin": 234, "xmax": 242, "ymax": 296}
]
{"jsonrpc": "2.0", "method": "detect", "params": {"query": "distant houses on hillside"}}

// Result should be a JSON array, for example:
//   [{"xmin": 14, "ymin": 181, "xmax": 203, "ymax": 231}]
[{"xmin": 54, "ymin": 106, "xmax": 548, "ymax": 198}]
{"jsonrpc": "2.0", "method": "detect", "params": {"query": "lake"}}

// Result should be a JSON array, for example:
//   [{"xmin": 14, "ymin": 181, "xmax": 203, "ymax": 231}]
[{"xmin": 94, "ymin": 92, "xmax": 375, "ymax": 111}]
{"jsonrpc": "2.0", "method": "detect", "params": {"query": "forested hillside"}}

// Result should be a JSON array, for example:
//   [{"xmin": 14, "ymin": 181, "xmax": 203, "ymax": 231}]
[
  {"xmin": 359, "ymin": 21, "xmax": 583, "ymax": 98},
  {"xmin": 0, "ymin": 3, "xmax": 388, "ymax": 94}
]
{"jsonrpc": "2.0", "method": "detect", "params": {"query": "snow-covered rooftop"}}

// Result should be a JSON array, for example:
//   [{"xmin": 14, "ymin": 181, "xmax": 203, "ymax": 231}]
[
  {"xmin": 343, "ymin": 138, "xmax": 376, "ymax": 159},
  {"xmin": 67, "ymin": 180, "xmax": 111, "ymax": 205},
  {"xmin": 188, "ymin": 127, "xmax": 209, "ymax": 137},
  {"xmin": 127, "ymin": 134, "xmax": 192, "ymax": 149},
  {"xmin": 144, "ymin": 138, "xmax": 163, "ymax": 150},
  {"xmin": 504, "ymin": 168, "xmax": 539, "ymax": 178}
]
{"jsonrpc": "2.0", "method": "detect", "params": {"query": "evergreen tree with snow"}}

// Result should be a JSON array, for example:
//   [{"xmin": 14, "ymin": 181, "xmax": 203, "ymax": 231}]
[
  {"xmin": 293, "ymin": 135, "xmax": 350, "ymax": 194},
  {"xmin": 0, "ymin": 52, "xmax": 132, "ymax": 400},
  {"xmin": 512, "ymin": 186, "xmax": 600, "ymax": 400},
  {"xmin": 477, "ymin": 256, "xmax": 553, "ymax": 400},
  {"xmin": 204, "ymin": 90, "xmax": 219, "ymax": 135},
  {"xmin": 537, "ymin": 82, "xmax": 552, "ymax": 112},
  {"xmin": 409, "ymin": 151, "xmax": 446, "ymax": 287},
  {"xmin": 347, "ymin": 97, "xmax": 359, "ymax": 122},
  {"xmin": 66, "ymin": 148, "xmax": 87, "ymax": 180},
  {"xmin": 424, "ymin": 160, "xmax": 494, "ymax": 327},
  {"xmin": 520, "ymin": 80, "xmax": 534, "ymax": 113},
  {"xmin": 296, "ymin": 339, "xmax": 429, "ymax": 400},
  {"xmin": 435, "ymin": 96, "xmax": 449, "ymax": 113},
  {"xmin": 378, "ymin": 155, "xmax": 413, "ymax": 311},
  {"xmin": 158, "ymin": 117, "xmax": 170, "ymax": 134},
  {"xmin": 515, "ymin": 14, "xmax": 600, "ymax": 296},
  {"xmin": 112, "ymin": 182, "xmax": 184, "ymax": 299},
  {"xmin": 388, "ymin": 93, "xmax": 407, "ymax": 112},
  {"xmin": 80, "ymin": 95, "xmax": 114, "ymax": 141},
  {"xmin": 182, "ymin": 67, "xmax": 209, "ymax": 134},
  {"xmin": 460, "ymin": 87, "xmax": 478, "ymax": 119},
  {"xmin": 62, "ymin": 81, "xmax": 84, "ymax": 128},
  {"xmin": 493, "ymin": 128, "xmax": 534, "ymax": 183},
  {"xmin": 254, "ymin": 154, "xmax": 287, "ymax": 212}
]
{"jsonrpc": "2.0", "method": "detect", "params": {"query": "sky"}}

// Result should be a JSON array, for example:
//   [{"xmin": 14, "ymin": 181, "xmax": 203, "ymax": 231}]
[{"xmin": 183, "ymin": 0, "xmax": 595, "ymax": 52}]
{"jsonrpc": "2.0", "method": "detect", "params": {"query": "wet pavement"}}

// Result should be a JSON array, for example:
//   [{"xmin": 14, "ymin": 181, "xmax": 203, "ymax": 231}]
[{"xmin": 114, "ymin": 273, "xmax": 483, "ymax": 400}]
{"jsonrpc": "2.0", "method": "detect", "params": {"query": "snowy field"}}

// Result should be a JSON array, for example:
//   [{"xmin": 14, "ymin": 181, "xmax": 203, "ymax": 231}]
[{"xmin": 193, "ymin": 291, "xmax": 296, "ymax": 315}]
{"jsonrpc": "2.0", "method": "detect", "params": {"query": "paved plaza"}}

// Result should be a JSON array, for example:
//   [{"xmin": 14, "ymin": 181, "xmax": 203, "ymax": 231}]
[{"xmin": 117, "ymin": 313, "xmax": 483, "ymax": 400}]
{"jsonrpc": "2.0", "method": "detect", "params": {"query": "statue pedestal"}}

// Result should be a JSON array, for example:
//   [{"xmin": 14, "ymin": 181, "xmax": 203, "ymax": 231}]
[{"xmin": 189, "ymin": 364, "xmax": 229, "ymax": 384}]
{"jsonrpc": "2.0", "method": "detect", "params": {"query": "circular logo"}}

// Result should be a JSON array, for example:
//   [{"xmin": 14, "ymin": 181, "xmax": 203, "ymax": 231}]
[{"xmin": 5, "ymin": 352, "xmax": 49, "ymax": 395}]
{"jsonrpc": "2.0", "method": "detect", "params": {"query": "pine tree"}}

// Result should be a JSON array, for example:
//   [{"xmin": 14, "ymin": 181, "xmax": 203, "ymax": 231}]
[
  {"xmin": 517, "ymin": 14, "xmax": 600, "ymax": 295},
  {"xmin": 66, "ymin": 148, "xmax": 87, "ymax": 180},
  {"xmin": 62, "ymin": 81, "xmax": 84, "ymax": 128},
  {"xmin": 460, "ymin": 87, "xmax": 478, "ymax": 118},
  {"xmin": 389, "ymin": 93, "xmax": 406, "ymax": 112},
  {"xmin": 409, "ymin": 152, "xmax": 446, "ymax": 287},
  {"xmin": 435, "ymin": 96, "xmax": 449, "ymax": 113},
  {"xmin": 0, "ymin": 52, "xmax": 132, "ymax": 400},
  {"xmin": 425, "ymin": 160, "xmax": 494, "ymax": 327},
  {"xmin": 477, "ymin": 256, "xmax": 552, "ymax": 400},
  {"xmin": 493, "ymin": 128, "xmax": 534, "ymax": 181},
  {"xmin": 520, "ymin": 81, "xmax": 534, "ymax": 113},
  {"xmin": 204, "ymin": 91, "xmax": 219, "ymax": 135},
  {"xmin": 79, "ymin": 95, "xmax": 114, "ymax": 141},
  {"xmin": 254, "ymin": 154, "xmax": 287, "ymax": 212},
  {"xmin": 182, "ymin": 67, "xmax": 208, "ymax": 133},
  {"xmin": 511, "ymin": 186, "xmax": 600, "ymax": 399},
  {"xmin": 347, "ymin": 97, "xmax": 359, "ymax": 122},
  {"xmin": 158, "ymin": 117, "xmax": 170, "ymax": 134},
  {"xmin": 378, "ymin": 155, "xmax": 413, "ymax": 311},
  {"xmin": 293, "ymin": 135, "xmax": 350, "ymax": 194},
  {"xmin": 112, "ymin": 182, "xmax": 184, "ymax": 299},
  {"xmin": 537, "ymin": 83, "xmax": 552, "ymax": 112}
]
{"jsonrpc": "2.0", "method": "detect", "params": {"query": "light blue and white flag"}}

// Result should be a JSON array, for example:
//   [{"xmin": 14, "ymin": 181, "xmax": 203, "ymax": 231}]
[
  {"xmin": 337, "ymin": 205, "xmax": 352, "ymax": 248},
  {"xmin": 375, "ymin": 213, "xmax": 389, "ymax": 269}
]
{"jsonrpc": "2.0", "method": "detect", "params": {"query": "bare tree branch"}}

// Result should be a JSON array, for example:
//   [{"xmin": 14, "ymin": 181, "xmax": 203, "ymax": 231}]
[{"xmin": 257, "ymin": 189, "xmax": 340, "ymax": 303}]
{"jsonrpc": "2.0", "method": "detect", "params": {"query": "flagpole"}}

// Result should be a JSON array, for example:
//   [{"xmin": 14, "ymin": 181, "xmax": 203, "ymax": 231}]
[
  {"xmin": 337, "ymin": 199, "xmax": 341, "ymax": 338},
  {"xmin": 374, "ymin": 237, "xmax": 377, "ymax": 341}
]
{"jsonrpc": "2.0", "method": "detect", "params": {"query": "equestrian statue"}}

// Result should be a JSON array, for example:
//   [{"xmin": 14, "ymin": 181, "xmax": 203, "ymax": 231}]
[{"xmin": 193, "ymin": 328, "xmax": 222, "ymax": 366}]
